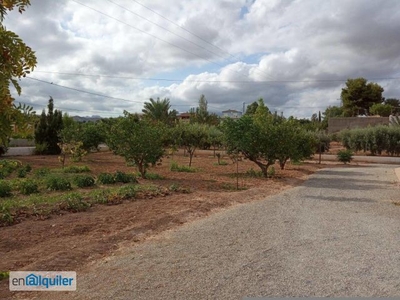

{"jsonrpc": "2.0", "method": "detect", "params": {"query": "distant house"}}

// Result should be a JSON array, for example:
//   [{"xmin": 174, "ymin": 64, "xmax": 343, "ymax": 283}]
[
  {"xmin": 177, "ymin": 113, "xmax": 191, "ymax": 123},
  {"xmin": 221, "ymin": 109, "xmax": 242, "ymax": 119}
]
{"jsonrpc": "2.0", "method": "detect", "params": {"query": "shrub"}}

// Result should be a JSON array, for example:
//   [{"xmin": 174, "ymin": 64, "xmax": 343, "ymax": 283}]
[
  {"xmin": 0, "ymin": 181, "xmax": 12, "ymax": 197},
  {"xmin": 0, "ymin": 206, "xmax": 13, "ymax": 226},
  {"xmin": 170, "ymin": 162, "xmax": 196, "ymax": 173},
  {"xmin": 143, "ymin": 172, "xmax": 165, "ymax": 180},
  {"xmin": 34, "ymin": 167, "xmax": 50, "ymax": 177},
  {"xmin": 116, "ymin": 185, "xmax": 137, "ymax": 199},
  {"xmin": 17, "ymin": 168, "xmax": 27, "ymax": 178},
  {"xmin": 97, "ymin": 173, "xmax": 116, "ymax": 184},
  {"xmin": 337, "ymin": 149, "xmax": 353, "ymax": 164},
  {"xmin": 20, "ymin": 180, "xmax": 39, "ymax": 195},
  {"xmin": 114, "ymin": 171, "xmax": 137, "ymax": 183},
  {"xmin": 0, "ymin": 160, "xmax": 21, "ymax": 177},
  {"xmin": 60, "ymin": 193, "xmax": 90, "ymax": 212},
  {"xmin": 63, "ymin": 165, "xmax": 90, "ymax": 173},
  {"xmin": 73, "ymin": 175, "xmax": 95, "ymax": 188},
  {"xmin": 34, "ymin": 142, "xmax": 48, "ymax": 155},
  {"xmin": 46, "ymin": 176, "xmax": 72, "ymax": 191},
  {"xmin": 246, "ymin": 168, "xmax": 263, "ymax": 178}
]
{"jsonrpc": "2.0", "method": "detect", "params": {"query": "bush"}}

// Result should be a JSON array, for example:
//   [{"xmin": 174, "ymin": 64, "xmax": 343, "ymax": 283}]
[
  {"xmin": 17, "ymin": 168, "xmax": 27, "ymax": 178},
  {"xmin": 116, "ymin": 185, "xmax": 137, "ymax": 199},
  {"xmin": 34, "ymin": 142, "xmax": 48, "ymax": 155},
  {"xmin": 337, "ymin": 149, "xmax": 353, "ymax": 164},
  {"xmin": 0, "ymin": 181, "xmax": 12, "ymax": 197},
  {"xmin": 114, "ymin": 171, "xmax": 137, "ymax": 183},
  {"xmin": 170, "ymin": 162, "xmax": 196, "ymax": 173},
  {"xmin": 0, "ymin": 160, "xmax": 21, "ymax": 178},
  {"xmin": 60, "ymin": 193, "xmax": 90, "ymax": 212},
  {"xmin": 97, "ymin": 173, "xmax": 116, "ymax": 184},
  {"xmin": 63, "ymin": 165, "xmax": 91, "ymax": 173},
  {"xmin": 46, "ymin": 176, "xmax": 72, "ymax": 191},
  {"xmin": 143, "ymin": 172, "xmax": 165, "ymax": 180},
  {"xmin": 246, "ymin": 168, "xmax": 263, "ymax": 178},
  {"xmin": 20, "ymin": 180, "xmax": 39, "ymax": 195},
  {"xmin": 34, "ymin": 167, "xmax": 50, "ymax": 177},
  {"xmin": 73, "ymin": 175, "xmax": 95, "ymax": 188}
]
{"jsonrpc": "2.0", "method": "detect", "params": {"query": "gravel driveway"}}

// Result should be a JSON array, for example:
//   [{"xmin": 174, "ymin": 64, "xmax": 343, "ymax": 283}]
[{"xmin": 27, "ymin": 164, "xmax": 400, "ymax": 299}]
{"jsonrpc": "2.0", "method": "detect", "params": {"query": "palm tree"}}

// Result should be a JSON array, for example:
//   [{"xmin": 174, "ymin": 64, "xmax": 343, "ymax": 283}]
[{"xmin": 142, "ymin": 98, "xmax": 177, "ymax": 125}]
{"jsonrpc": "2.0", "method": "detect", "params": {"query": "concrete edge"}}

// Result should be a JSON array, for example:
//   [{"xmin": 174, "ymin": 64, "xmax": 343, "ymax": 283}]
[{"xmin": 395, "ymin": 168, "xmax": 400, "ymax": 183}]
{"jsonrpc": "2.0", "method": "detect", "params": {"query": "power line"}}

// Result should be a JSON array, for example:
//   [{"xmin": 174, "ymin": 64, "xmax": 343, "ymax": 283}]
[
  {"xmin": 25, "ymin": 77, "xmax": 144, "ymax": 104},
  {"xmin": 129, "ymin": 0, "xmax": 277, "ymax": 82},
  {"xmin": 71, "ymin": 0, "xmax": 226, "ymax": 69},
  {"xmin": 106, "ymin": 0, "xmax": 227, "ymax": 61},
  {"xmin": 70, "ymin": 0, "xmax": 278, "ymax": 84},
  {"xmin": 33, "ymin": 71, "xmax": 400, "ymax": 83}
]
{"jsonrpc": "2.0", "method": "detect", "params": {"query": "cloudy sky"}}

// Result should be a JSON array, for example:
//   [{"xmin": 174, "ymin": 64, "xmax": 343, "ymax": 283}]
[{"xmin": 5, "ymin": 0, "xmax": 400, "ymax": 118}]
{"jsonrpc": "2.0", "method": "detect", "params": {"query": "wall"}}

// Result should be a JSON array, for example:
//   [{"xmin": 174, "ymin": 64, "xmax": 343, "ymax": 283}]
[{"xmin": 328, "ymin": 117, "xmax": 389, "ymax": 134}]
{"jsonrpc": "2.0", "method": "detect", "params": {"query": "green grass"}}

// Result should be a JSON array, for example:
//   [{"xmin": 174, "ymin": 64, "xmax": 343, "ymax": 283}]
[
  {"xmin": 213, "ymin": 160, "xmax": 229, "ymax": 166},
  {"xmin": 170, "ymin": 161, "xmax": 197, "ymax": 173}
]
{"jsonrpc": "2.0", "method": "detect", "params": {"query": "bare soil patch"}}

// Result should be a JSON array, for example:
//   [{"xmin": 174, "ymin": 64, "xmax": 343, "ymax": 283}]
[{"xmin": 1, "ymin": 150, "xmax": 337, "ymax": 298}]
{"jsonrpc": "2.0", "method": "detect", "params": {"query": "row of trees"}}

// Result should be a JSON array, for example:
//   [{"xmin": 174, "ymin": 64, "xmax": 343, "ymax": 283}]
[
  {"xmin": 339, "ymin": 125, "xmax": 400, "ymax": 156},
  {"xmin": 105, "ymin": 99, "xmax": 321, "ymax": 178}
]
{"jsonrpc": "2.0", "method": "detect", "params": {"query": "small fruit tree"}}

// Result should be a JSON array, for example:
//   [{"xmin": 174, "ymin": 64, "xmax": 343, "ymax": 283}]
[{"xmin": 106, "ymin": 112, "xmax": 164, "ymax": 177}]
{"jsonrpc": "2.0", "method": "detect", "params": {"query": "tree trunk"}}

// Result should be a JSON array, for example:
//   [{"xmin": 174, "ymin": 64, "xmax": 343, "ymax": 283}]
[
  {"xmin": 189, "ymin": 151, "xmax": 194, "ymax": 167},
  {"xmin": 254, "ymin": 161, "xmax": 269, "ymax": 178}
]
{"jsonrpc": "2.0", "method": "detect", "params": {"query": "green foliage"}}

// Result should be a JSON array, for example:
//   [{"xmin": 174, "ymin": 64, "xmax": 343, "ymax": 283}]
[
  {"xmin": 321, "ymin": 106, "xmax": 343, "ymax": 129},
  {"xmin": 339, "ymin": 125, "xmax": 400, "ymax": 156},
  {"xmin": 114, "ymin": 171, "xmax": 137, "ymax": 183},
  {"xmin": 20, "ymin": 179, "xmax": 39, "ymax": 195},
  {"xmin": 173, "ymin": 123, "xmax": 209, "ymax": 167},
  {"xmin": 17, "ymin": 167, "xmax": 26, "ymax": 178},
  {"xmin": 0, "ymin": 159, "xmax": 21, "ymax": 178},
  {"xmin": 0, "ymin": 180, "xmax": 11, "ymax": 197},
  {"xmin": 97, "ymin": 173, "xmax": 116, "ymax": 185},
  {"xmin": 106, "ymin": 113, "xmax": 164, "ymax": 177},
  {"xmin": 60, "ymin": 192, "xmax": 90, "ymax": 212},
  {"xmin": 189, "ymin": 94, "xmax": 219, "ymax": 125},
  {"xmin": 34, "ymin": 167, "xmax": 50, "ymax": 177},
  {"xmin": 34, "ymin": 142, "xmax": 48, "ymax": 155},
  {"xmin": 337, "ymin": 149, "xmax": 353, "ymax": 164},
  {"xmin": 46, "ymin": 176, "xmax": 72, "ymax": 191},
  {"xmin": 245, "ymin": 101, "xmax": 259, "ymax": 116},
  {"xmin": 369, "ymin": 103, "xmax": 392, "ymax": 117},
  {"xmin": 0, "ymin": 0, "xmax": 37, "ymax": 148},
  {"xmin": 0, "ymin": 271, "xmax": 9, "ymax": 281},
  {"xmin": 223, "ymin": 115, "xmax": 315, "ymax": 176},
  {"xmin": 63, "ymin": 165, "xmax": 90, "ymax": 173},
  {"xmin": 73, "ymin": 175, "xmax": 95, "ymax": 188},
  {"xmin": 341, "ymin": 78, "xmax": 384, "ymax": 116},
  {"xmin": 170, "ymin": 161, "xmax": 196, "ymax": 173},
  {"xmin": 246, "ymin": 168, "xmax": 264, "ymax": 178},
  {"xmin": 142, "ymin": 97, "xmax": 177, "ymax": 126},
  {"xmin": 141, "ymin": 172, "xmax": 165, "ymax": 180},
  {"xmin": 34, "ymin": 98, "xmax": 63, "ymax": 154}
]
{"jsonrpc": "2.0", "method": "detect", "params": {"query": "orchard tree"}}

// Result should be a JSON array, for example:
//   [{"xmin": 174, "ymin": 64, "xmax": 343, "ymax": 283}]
[
  {"xmin": 0, "ymin": 0, "xmax": 37, "ymax": 147},
  {"xmin": 341, "ymin": 78, "xmax": 384, "ymax": 116},
  {"xmin": 106, "ymin": 112, "xmax": 164, "ymax": 177},
  {"xmin": 223, "ymin": 115, "xmax": 277, "ymax": 177},
  {"xmin": 173, "ymin": 123, "xmax": 209, "ymax": 167}
]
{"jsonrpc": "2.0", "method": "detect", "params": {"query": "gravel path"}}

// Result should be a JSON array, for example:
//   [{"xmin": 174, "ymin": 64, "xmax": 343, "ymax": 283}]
[{"xmin": 29, "ymin": 164, "xmax": 400, "ymax": 299}]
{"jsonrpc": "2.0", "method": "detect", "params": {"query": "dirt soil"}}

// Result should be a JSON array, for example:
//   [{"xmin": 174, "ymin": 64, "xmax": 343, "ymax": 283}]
[{"xmin": 0, "ymin": 150, "xmax": 339, "ymax": 298}]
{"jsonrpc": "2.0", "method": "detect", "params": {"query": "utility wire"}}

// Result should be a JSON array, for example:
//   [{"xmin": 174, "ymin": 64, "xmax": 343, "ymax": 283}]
[
  {"xmin": 129, "ymin": 0, "xmax": 277, "ymax": 81},
  {"xmin": 33, "ymin": 71, "xmax": 400, "ymax": 83},
  {"xmin": 25, "ymin": 77, "xmax": 144, "ymax": 104},
  {"xmin": 71, "ymin": 0, "xmax": 226, "ymax": 69},
  {"xmin": 106, "ymin": 0, "xmax": 227, "ymax": 61}
]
